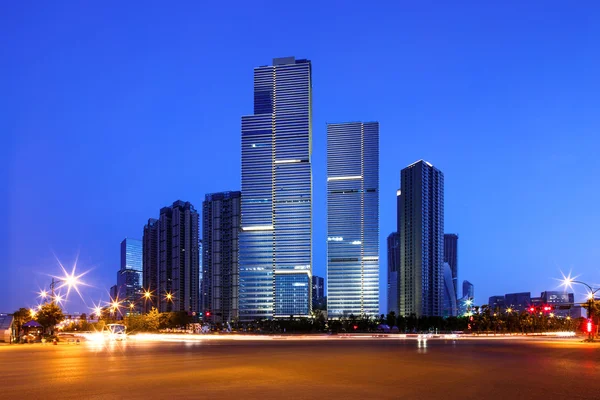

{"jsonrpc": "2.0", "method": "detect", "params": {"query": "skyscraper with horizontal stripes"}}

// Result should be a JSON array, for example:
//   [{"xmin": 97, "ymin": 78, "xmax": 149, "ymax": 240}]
[
  {"xmin": 326, "ymin": 122, "xmax": 379, "ymax": 318},
  {"xmin": 239, "ymin": 57, "xmax": 312, "ymax": 320}
]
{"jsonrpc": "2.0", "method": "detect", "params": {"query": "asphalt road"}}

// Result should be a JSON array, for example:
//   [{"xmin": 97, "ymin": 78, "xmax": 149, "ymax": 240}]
[{"xmin": 1, "ymin": 336, "xmax": 599, "ymax": 399}]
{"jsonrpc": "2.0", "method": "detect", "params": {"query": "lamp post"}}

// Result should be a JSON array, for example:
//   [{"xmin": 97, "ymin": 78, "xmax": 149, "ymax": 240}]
[{"xmin": 561, "ymin": 277, "xmax": 600, "ymax": 341}]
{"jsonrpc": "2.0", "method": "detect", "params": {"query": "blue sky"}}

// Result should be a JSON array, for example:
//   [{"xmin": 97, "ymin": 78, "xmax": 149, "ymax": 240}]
[{"xmin": 2, "ymin": 1, "xmax": 599, "ymax": 313}]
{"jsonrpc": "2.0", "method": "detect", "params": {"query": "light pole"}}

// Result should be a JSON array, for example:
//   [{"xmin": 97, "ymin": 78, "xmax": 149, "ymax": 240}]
[{"xmin": 561, "ymin": 276, "xmax": 600, "ymax": 341}]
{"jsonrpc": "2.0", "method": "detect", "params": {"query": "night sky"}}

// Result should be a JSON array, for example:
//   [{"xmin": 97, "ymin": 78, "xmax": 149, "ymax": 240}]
[{"xmin": 2, "ymin": 1, "xmax": 599, "ymax": 313}]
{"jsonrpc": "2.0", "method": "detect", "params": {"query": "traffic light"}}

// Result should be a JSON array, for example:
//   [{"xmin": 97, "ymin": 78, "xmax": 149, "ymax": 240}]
[
  {"xmin": 529, "ymin": 307, "xmax": 535, "ymax": 313},
  {"xmin": 543, "ymin": 306, "xmax": 552, "ymax": 312},
  {"xmin": 353, "ymin": 325, "xmax": 358, "ymax": 330},
  {"xmin": 205, "ymin": 311, "xmax": 211, "ymax": 317},
  {"xmin": 587, "ymin": 320, "xmax": 593, "ymax": 333}
]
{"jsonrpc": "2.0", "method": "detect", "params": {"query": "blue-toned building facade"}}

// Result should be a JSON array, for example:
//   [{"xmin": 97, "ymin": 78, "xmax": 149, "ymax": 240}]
[
  {"xmin": 117, "ymin": 238, "xmax": 143, "ymax": 313},
  {"xmin": 239, "ymin": 57, "xmax": 313, "ymax": 320},
  {"xmin": 387, "ymin": 232, "xmax": 400, "ymax": 315},
  {"xmin": 326, "ymin": 122, "xmax": 379, "ymax": 318}
]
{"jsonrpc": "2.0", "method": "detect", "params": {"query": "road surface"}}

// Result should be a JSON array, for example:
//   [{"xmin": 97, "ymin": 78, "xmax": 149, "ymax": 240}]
[{"xmin": 1, "ymin": 336, "xmax": 599, "ymax": 399}]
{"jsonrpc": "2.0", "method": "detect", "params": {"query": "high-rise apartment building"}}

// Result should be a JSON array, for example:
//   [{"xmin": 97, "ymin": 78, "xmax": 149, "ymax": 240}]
[
  {"xmin": 117, "ymin": 238, "xmax": 142, "ymax": 314},
  {"xmin": 387, "ymin": 232, "xmax": 400, "ymax": 314},
  {"xmin": 202, "ymin": 191, "xmax": 241, "ymax": 324},
  {"xmin": 326, "ymin": 122, "xmax": 379, "ymax": 318},
  {"xmin": 399, "ymin": 160, "xmax": 444, "ymax": 317},
  {"xmin": 443, "ymin": 234, "xmax": 458, "ymax": 297},
  {"xmin": 156, "ymin": 200, "xmax": 199, "ymax": 313},
  {"xmin": 142, "ymin": 218, "xmax": 159, "ymax": 312},
  {"xmin": 239, "ymin": 57, "xmax": 313, "ymax": 320}
]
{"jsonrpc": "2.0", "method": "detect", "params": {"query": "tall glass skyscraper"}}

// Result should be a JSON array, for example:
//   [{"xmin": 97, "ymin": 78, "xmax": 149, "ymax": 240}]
[
  {"xmin": 239, "ymin": 57, "xmax": 313, "ymax": 320},
  {"xmin": 117, "ymin": 238, "xmax": 143, "ymax": 313},
  {"xmin": 326, "ymin": 122, "xmax": 379, "ymax": 318},
  {"xmin": 444, "ymin": 233, "xmax": 458, "ymax": 297},
  {"xmin": 399, "ymin": 160, "xmax": 444, "ymax": 317}
]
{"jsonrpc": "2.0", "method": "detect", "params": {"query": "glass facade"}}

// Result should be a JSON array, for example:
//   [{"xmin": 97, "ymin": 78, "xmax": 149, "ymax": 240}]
[
  {"xmin": 239, "ymin": 57, "xmax": 313, "ymax": 320},
  {"xmin": 443, "ymin": 233, "xmax": 458, "ymax": 298},
  {"xmin": 399, "ymin": 160, "xmax": 444, "ymax": 317},
  {"xmin": 442, "ymin": 262, "xmax": 458, "ymax": 316},
  {"xmin": 117, "ymin": 238, "xmax": 143, "ymax": 313},
  {"xmin": 387, "ymin": 232, "xmax": 400, "ymax": 315},
  {"xmin": 326, "ymin": 122, "xmax": 379, "ymax": 318}
]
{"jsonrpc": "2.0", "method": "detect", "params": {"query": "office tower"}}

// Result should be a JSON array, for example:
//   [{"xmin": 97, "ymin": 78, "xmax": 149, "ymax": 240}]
[
  {"xmin": 202, "ymin": 191, "xmax": 241, "ymax": 324},
  {"xmin": 488, "ymin": 296, "xmax": 506, "ymax": 310},
  {"xmin": 142, "ymin": 218, "xmax": 159, "ymax": 312},
  {"xmin": 504, "ymin": 292, "xmax": 530, "ymax": 312},
  {"xmin": 239, "ymin": 57, "xmax": 313, "ymax": 320},
  {"xmin": 157, "ymin": 200, "xmax": 200, "ymax": 313},
  {"xmin": 399, "ymin": 160, "xmax": 444, "ymax": 317},
  {"xmin": 117, "ymin": 238, "xmax": 142, "ymax": 314},
  {"xmin": 442, "ymin": 262, "xmax": 458, "ymax": 317},
  {"xmin": 387, "ymin": 232, "xmax": 400, "ymax": 314},
  {"xmin": 462, "ymin": 280, "xmax": 474, "ymax": 300},
  {"xmin": 541, "ymin": 291, "xmax": 574, "ymax": 305},
  {"xmin": 312, "ymin": 275, "xmax": 324, "ymax": 305},
  {"xmin": 326, "ymin": 122, "xmax": 379, "ymax": 318},
  {"xmin": 443, "ymin": 234, "xmax": 458, "ymax": 298}
]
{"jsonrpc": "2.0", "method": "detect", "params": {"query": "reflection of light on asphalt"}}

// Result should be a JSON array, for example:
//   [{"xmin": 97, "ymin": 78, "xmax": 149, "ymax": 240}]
[{"xmin": 417, "ymin": 335, "xmax": 427, "ymax": 353}]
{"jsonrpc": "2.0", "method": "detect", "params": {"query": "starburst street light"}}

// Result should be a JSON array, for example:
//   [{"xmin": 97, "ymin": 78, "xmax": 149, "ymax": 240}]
[
  {"xmin": 558, "ymin": 272, "xmax": 600, "ymax": 341},
  {"xmin": 51, "ymin": 256, "xmax": 92, "ymax": 301},
  {"xmin": 39, "ymin": 290, "xmax": 48, "ymax": 299}
]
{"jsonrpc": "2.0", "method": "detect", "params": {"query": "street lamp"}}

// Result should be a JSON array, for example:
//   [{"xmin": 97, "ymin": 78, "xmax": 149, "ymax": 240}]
[{"xmin": 561, "ymin": 275, "xmax": 600, "ymax": 341}]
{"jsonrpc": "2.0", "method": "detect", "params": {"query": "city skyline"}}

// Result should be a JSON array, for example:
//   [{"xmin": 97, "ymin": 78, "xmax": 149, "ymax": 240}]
[{"xmin": 4, "ymin": 2, "xmax": 600, "ymax": 313}]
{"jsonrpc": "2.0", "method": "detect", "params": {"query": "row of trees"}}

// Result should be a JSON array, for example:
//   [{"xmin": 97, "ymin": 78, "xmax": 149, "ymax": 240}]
[{"xmin": 13, "ymin": 302, "xmax": 596, "ymax": 337}]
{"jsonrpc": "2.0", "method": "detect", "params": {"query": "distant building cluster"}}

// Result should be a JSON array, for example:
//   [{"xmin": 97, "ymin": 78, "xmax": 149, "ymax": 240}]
[{"xmin": 488, "ymin": 291, "xmax": 582, "ymax": 318}]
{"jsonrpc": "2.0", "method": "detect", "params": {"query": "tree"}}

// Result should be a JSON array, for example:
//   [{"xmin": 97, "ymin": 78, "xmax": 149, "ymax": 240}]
[
  {"xmin": 35, "ymin": 302, "xmax": 65, "ymax": 334},
  {"xmin": 12, "ymin": 308, "xmax": 32, "ymax": 337},
  {"xmin": 145, "ymin": 307, "xmax": 160, "ymax": 331},
  {"xmin": 386, "ymin": 312, "xmax": 396, "ymax": 328}
]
